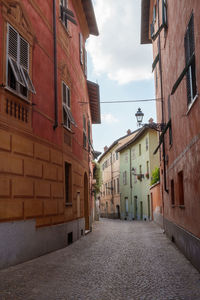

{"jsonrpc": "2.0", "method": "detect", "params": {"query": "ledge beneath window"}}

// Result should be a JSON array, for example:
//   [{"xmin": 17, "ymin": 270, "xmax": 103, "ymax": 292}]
[
  {"xmin": 4, "ymin": 86, "xmax": 31, "ymax": 104},
  {"xmin": 179, "ymin": 205, "xmax": 185, "ymax": 209},
  {"xmin": 186, "ymin": 94, "xmax": 198, "ymax": 115},
  {"xmin": 65, "ymin": 203, "xmax": 72, "ymax": 207}
]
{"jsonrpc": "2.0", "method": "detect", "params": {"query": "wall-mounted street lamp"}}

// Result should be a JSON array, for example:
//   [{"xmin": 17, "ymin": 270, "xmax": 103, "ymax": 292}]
[{"xmin": 135, "ymin": 107, "xmax": 165, "ymax": 132}]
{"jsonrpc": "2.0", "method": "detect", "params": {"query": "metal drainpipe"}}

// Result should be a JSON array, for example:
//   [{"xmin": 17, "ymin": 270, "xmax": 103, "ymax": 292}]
[
  {"xmin": 53, "ymin": 0, "xmax": 58, "ymax": 130},
  {"xmin": 110, "ymin": 153, "xmax": 114, "ymax": 207},
  {"xmin": 129, "ymin": 148, "xmax": 133, "ymax": 219},
  {"xmin": 157, "ymin": 0, "xmax": 168, "ymax": 194}
]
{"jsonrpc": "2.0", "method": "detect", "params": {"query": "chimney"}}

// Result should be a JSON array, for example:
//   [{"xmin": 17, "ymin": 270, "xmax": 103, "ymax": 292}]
[
  {"xmin": 148, "ymin": 118, "xmax": 154, "ymax": 124},
  {"xmin": 127, "ymin": 129, "xmax": 131, "ymax": 135},
  {"xmin": 104, "ymin": 146, "xmax": 108, "ymax": 152}
]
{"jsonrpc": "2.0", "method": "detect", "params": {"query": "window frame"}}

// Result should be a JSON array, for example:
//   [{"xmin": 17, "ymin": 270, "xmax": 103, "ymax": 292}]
[
  {"xmin": 6, "ymin": 24, "xmax": 36, "ymax": 100},
  {"xmin": 62, "ymin": 82, "xmax": 71, "ymax": 130},
  {"xmin": 184, "ymin": 13, "xmax": 197, "ymax": 108}
]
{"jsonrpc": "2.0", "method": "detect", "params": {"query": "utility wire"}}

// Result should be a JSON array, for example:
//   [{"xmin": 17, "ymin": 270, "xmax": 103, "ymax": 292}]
[{"xmin": 100, "ymin": 98, "xmax": 162, "ymax": 104}]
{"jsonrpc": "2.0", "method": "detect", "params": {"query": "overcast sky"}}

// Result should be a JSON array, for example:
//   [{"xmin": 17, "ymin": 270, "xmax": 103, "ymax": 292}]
[{"xmin": 87, "ymin": 0, "xmax": 156, "ymax": 154}]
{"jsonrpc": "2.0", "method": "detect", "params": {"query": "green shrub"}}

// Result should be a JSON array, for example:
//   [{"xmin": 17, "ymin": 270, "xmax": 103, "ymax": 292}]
[{"xmin": 151, "ymin": 167, "xmax": 160, "ymax": 185}]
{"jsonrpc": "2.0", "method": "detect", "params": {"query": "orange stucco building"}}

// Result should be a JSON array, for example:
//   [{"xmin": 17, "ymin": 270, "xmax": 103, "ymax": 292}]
[
  {"xmin": 0, "ymin": 0, "xmax": 100, "ymax": 269},
  {"xmin": 141, "ymin": 0, "xmax": 200, "ymax": 271}
]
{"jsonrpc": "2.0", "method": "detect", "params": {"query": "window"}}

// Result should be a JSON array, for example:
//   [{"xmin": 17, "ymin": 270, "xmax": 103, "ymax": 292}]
[
  {"xmin": 123, "ymin": 171, "xmax": 127, "ymax": 185},
  {"xmin": 185, "ymin": 14, "xmax": 197, "ymax": 107},
  {"xmin": 139, "ymin": 144, "xmax": 141, "ymax": 156},
  {"xmin": 139, "ymin": 165, "xmax": 142, "ymax": 175},
  {"xmin": 153, "ymin": 5, "xmax": 156, "ymax": 24},
  {"xmin": 65, "ymin": 162, "xmax": 71, "ymax": 204},
  {"xmin": 171, "ymin": 179, "xmax": 175, "ymax": 206},
  {"xmin": 88, "ymin": 122, "xmax": 91, "ymax": 146},
  {"xmin": 168, "ymin": 95, "xmax": 172, "ymax": 145},
  {"xmin": 62, "ymin": 82, "xmax": 75, "ymax": 130},
  {"xmin": 7, "ymin": 24, "xmax": 36, "ymax": 98},
  {"xmin": 178, "ymin": 171, "xmax": 184, "ymax": 206},
  {"xmin": 131, "ymin": 148, "xmax": 136, "ymax": 160},
  {"xmin": 83, "ymin": 115, "xmax": 87, "ymax": 149},
  {"xmin": 146, "ymin": 161, "xmax": 149, "ymax": 174},
  {"xmin": 146, "ymin": 137, "xmax": 149, "ymax": 151},
  {"xmin": 79, "ymin": 33, "xmax": 84, "ymax": 65},
  {"xmin": 116, "ymin": 152, "xmax": 119, "ymax": 160},
  {"xmin": 60, "ymin": 0, "xmax": 68, "ymax": 28},
  {"xmin": 162, "ymin": 0, "xmax": 167, "ymax": 26},
  {"xmin": 125, "ymin": 152, "xmax": 128, "ymax": 162},
  {"xmin": 117, "ymin": 178, "xmax": 119, "ymax": 194},
  {"xmin": 114, "ymin": 179, "xmax": 116, "ymax": 194}
]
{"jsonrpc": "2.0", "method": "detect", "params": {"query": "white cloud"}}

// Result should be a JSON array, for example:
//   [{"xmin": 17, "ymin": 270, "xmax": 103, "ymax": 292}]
[
  {"xmin": 101, "ymin": 113, "xmax": 119, "ymax": 124},
  {"xmin": 87, "ymin": 0, "xmax": 153, "ymax": 85}
]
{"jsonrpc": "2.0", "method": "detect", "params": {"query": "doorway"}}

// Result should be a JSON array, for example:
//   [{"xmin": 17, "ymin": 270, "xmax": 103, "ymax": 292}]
[
  {"xmin": 140, "ymin": 201, "xmax": 143, "ymax": 220},
  {"xmin": 84, "ymin": 172, "xmax": 89, "ymax": 230},
  {"xmin": 134, "ymin": 196, "xmax": 138, "ymax": 220},
  {"xmin": 125, "ymin": 197, "xmax": 128, "ymax": 218},
  {"xmin": 116, "ymin": 205, "xmax": 120, "ymax": 219}
]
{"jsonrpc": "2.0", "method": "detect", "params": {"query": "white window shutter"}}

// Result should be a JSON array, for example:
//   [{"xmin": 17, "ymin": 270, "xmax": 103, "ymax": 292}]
[
  {"xmin": 8, "ymin": 25, "xmax": 18, "ymax": 61},
  {"xmin": 20, "ymin": 37, "xmax": 29, "ymax": 70}
]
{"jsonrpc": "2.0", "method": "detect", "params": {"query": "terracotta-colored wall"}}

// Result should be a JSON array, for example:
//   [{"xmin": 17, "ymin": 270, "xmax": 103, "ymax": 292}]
[
  {"xmin": 151, "ymin": 0, "xmax": 200, "ymax": 237},
  {"xmin": 150, "ymin": 182, "xmax": 163, "ymax": 226},
  {"xmin": 0, "ymin": 0, "xmax": 95, "ymax": 227}
]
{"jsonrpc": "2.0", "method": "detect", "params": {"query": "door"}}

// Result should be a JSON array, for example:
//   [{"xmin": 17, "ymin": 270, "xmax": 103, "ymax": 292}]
[
  {"xmin": 147, "ymin": 195, "xmax": 150, "ymax": 220},
  {"xmin": 84, "ymin": 173, "xmax": 89, "ymax": 230},
  {"xmin": 125, "ymin": 198, "xmax": 128, "ymax": 217},
  {"xmin": 140, "ymin": 201, "xmax": 143, "ymax": 220},
  {"xmin": 134, "ymin": 196, "xmax": 138, "ymax": 220}
]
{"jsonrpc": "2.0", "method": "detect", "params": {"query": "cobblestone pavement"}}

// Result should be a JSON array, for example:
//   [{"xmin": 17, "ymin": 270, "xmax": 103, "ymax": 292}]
[{"xmin": 0, "ymin": 219, "xmax": 200, "ymax": 300}]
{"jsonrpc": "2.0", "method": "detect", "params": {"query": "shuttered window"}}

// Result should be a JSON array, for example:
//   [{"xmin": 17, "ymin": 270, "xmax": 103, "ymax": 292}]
[
  {"xmin": 7, "ymin": 24, "xmax": 36, "ymax": 97},
  {"xmin": 184, "ymin": 14, "xmax": 197, "ymax": 106},
  {"xmin": 62, "ymin": 82, "xmax": 76, "ymax": 130},
  {"xmin": 83, "ymin": 114, "xmax": 87, "ymax": 148},
  {"xmin": 79, "ymin": 33, "xmax": 84, "ymax": 65},
  {"xmin": 60, "ymin": 0, "xmax": 68, "ymax": 28}
]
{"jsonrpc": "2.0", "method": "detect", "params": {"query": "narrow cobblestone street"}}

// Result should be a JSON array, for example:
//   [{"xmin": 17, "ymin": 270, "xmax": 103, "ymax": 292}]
[{"xmin": 0, "ymin": 219, "xmax": 200, "ymax": 300}]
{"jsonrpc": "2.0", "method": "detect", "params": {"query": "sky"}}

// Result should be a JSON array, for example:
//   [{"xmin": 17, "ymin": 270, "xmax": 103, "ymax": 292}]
[{"xmin": 86, "ymin": 0, "xmax": 156, "ymax": 154}]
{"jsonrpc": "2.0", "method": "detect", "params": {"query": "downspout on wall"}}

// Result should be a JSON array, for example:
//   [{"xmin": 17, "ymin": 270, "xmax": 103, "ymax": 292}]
[
  {"xmin": 157, "ymin": 0, "xmax": 168, "ymax": 194},
  {"xmin": 53, "ymin": 0, "xmax": 58, "ymax": 130}
]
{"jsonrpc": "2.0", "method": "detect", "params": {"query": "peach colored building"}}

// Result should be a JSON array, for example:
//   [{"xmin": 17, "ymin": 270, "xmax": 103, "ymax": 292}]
[
  {"xmin": 0, "ymin": 0, "xmax": 100, "ymax": 269},
  {"xmin": 141, "ymin": 0, "xmax": 200, "ymax": 271},
  {"xmin": 150, "ymin": 182, "xmax": 163, "ymax": 227}
]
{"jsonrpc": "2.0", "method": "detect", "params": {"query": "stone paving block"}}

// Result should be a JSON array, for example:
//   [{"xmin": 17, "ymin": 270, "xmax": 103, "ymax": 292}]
[{"xmin": 0, "ymin": 220, "xmax": 200, "ymax": 300}]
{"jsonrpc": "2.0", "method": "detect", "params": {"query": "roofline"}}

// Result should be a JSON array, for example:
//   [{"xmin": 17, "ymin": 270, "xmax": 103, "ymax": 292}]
[
  {"xmin": 98, "ymin": 129, "xmax": 140, "ymax": 163},
  {"xmin": 141, "ymin": 0, "xmax": 152, "ymax": 44},
  {"xmin": 117, "ymin": 126, "xmax": 154, "ymax": 153},
  {"xmin": 82, "ymin": 0, "xmax": 99, "ymax": 36}
]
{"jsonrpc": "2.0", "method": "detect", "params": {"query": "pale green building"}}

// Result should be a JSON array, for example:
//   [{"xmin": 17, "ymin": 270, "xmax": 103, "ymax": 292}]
[{"xmin": 117, "ymin": 127, "xmax": 159, "ymax": 220}]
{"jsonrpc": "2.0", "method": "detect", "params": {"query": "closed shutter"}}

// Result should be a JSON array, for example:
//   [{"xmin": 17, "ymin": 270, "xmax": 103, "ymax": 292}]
[
  {"xmin": 184, "ymin": 14, "xmax": 196, "ymax": 104},
  {"xmin": 8, "ymin": 26, "xmax": 18, "ymax": 60},
  {"xmin": 20, "ymin": 37, "xmax": 28, "ymax": 70}
]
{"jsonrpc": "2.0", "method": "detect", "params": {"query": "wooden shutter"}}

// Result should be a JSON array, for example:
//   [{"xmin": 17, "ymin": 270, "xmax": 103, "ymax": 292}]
[
  {"xmin": 8, "ymin": 25, "xmax": 18, "ymax": 60},
  {"xmin": 20, "ymin": 37, "xmax": 29, "ymax": 70},
  {"xmin": 79, "ymin": 33, "xmax": 83, "ymax": 65}
]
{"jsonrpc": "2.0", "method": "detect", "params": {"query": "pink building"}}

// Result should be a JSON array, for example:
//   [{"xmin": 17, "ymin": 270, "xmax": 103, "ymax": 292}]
[{"xmin": 141, "ymin": 0, "xmax": 200, "ymax": 271}]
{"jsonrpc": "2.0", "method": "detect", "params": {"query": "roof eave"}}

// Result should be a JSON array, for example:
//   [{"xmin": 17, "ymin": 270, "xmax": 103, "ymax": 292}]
[{"xmin": 82, "ymin": 0, "xmax": 99, "ymax": 36}]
